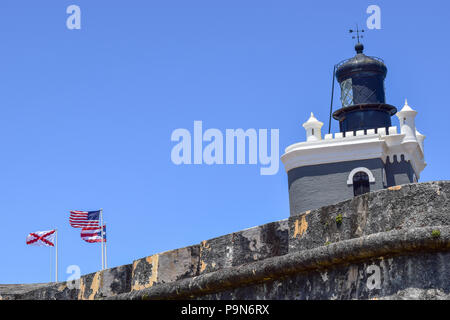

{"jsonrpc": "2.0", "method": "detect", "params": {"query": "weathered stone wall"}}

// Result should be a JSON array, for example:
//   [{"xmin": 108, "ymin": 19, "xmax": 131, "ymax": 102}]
[
  {"xmin": 288, "ymin": 180, "xmax": 450, "ymax": 252},
  {"xmin": 108, "ymin": 226, "xmax": 450, "ymax": 300},
  {"xmin": 0, "ymin": 264, "xmax": 132, "ymax": 300},
  {"xmin": 200, "ymin": 251, "xmax": 450, "ymax": 300},
  {"xmin": 1, "ymin": 181, "xmax": 449, "ymax": 300}
]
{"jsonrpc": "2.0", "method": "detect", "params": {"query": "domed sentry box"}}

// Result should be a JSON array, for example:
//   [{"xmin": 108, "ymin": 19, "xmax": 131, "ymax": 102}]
[{"xmin": 333, "ymin": 43, "xmax": 397, "ymax": 133}]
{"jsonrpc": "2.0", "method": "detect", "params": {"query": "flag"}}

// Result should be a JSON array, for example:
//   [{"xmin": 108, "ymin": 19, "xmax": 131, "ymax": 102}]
[
  {"xmin": 26, "ymin": 230, "xmax": 56, "ymax": 247},
  {"xmin": 81, "ymin": 225, "xmax": 106, "ymax": 243},
  {"xmin": 69, "ymin": 210, "xmax": 100, "ymax": 228}
]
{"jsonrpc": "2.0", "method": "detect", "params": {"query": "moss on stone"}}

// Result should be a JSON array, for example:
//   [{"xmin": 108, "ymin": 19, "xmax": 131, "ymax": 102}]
[{"xmin": 431, "ymin": 230, "xmax": 441, "ymax": 238}]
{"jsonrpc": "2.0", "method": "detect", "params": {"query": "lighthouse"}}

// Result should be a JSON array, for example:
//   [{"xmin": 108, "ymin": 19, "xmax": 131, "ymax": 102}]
[{"xmin": 281, "ymin": 42, "xmax": 426, "ymax": 216}]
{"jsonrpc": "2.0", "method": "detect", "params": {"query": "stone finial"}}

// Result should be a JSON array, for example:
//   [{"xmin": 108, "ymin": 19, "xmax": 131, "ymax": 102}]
[
  {"xmin": 397, "ymin": 99, "xmax": 418, "ymax": 116},
  {"xmin": 302, "ymin": 112, "xmax": 323, "ymax": 142},
  {"xmin": 396, "ymin": 99, "xmax": 418, "ymax": 144}
]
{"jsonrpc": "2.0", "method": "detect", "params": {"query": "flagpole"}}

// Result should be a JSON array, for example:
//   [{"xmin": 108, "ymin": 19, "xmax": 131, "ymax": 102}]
[
  {"xmin": 104, "ymin": 226, "xmax": 107, "ymax": 269},
  {"xmin": 55, "ymin": 229, "xmax": 58, "ymax": 282},
  {"xmin": 50, "ymin": 239, "xmax": 52, "ymax": 282},
  {"xmin": 100, "ymin": 208, "xmax": 104, "ymax": 270}
]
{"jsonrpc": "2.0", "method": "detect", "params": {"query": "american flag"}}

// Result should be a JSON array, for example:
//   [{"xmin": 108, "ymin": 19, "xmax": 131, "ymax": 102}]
[
  {"xmin": 26, "ymin": 230, "xmax": 56, "ymax": 247},
  {"xmin": 81, "ymin": 225, "xmax": 106, "ymax": 243},
  {"xmin": 69, "ymin": 210, "xmax": 100, "ymax": 228}
]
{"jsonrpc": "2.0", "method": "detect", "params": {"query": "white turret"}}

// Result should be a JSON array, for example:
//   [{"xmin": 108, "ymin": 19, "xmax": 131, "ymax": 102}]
[
  {"xmin": 396, "ymin": 99, "xmax": 418, "ymax": 144},
  {"xmin": 302, "ymin": 112, "xmax": 323, "ymax": 142}
]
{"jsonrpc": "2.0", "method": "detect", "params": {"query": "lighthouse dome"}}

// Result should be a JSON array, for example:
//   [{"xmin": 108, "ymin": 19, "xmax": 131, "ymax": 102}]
[{"xmin": 335, "ymin": 43, "xmax": 387, "ymax": 84}]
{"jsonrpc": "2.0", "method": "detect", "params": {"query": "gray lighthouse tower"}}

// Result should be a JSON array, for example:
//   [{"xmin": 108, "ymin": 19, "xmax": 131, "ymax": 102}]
[{"xmin": 281, "ymin": 42, "xmax": 427, "ymax": 216}]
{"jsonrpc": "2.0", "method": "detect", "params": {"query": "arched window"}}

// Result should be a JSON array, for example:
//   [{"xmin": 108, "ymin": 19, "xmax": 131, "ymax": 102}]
[
  {"xmin": 353, "ymin": 171, "xmax": 370, "ymax": 196},
  {"xmin": 347, "ymin": 167, "xmax": 375, "ymax": 197}
]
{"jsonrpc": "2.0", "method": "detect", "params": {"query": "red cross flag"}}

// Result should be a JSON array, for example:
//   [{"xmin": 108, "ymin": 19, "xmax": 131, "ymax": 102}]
[{"xmin": 26, "ymin": 230, "xmax": 56, "ymax": 247}]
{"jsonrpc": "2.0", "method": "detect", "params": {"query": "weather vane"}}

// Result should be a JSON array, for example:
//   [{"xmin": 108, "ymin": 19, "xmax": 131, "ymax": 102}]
[{"xmin": 349, "ymin": 25, "xmax": 364, "ymax": 43}]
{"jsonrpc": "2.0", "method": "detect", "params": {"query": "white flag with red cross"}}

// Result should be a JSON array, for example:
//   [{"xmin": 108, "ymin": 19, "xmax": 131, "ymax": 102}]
[{"xmin": 26, "ymin": 230, "xmax": 56, "ymax": 247}]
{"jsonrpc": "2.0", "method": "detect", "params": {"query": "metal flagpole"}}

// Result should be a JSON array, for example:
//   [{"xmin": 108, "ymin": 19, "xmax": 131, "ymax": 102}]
[
  {"xmin": 104, "ymin": 224, "xmax": 107, "ymax": 269},
  {"xmin": 55, "ymin": 229, "xmax": 58, "ymax": 282},
  {"xmin": 50, "ymin": 239, "xmax": 52, "ymax": 282},
  {"xmin": 100, "ymin": 209, "xmax": 104, "ymax": 270}
]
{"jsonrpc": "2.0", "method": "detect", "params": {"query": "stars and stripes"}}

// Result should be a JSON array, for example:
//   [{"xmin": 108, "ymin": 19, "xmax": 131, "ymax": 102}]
[
  {"xmin": 26, "ymin": 230, "xmax": 56, "ymax": 247},
  {"xmin": 81, "ymin": 225, "xmax": 106, "ymax": 243},
  {"xmin": 69, "ymin": 210, "xmax": 100, "ymax": 228}
]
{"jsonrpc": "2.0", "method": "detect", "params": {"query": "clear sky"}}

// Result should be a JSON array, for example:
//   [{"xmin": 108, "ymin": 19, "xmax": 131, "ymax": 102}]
[{"xmin": 1, "ymin": 0, "xmax": 449, "ymax": 284}]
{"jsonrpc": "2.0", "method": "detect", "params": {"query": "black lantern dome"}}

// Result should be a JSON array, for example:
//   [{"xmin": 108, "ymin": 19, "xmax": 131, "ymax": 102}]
[{"xmin": 332, "ymin": 43, "xmax": 397, "ymax": 133}]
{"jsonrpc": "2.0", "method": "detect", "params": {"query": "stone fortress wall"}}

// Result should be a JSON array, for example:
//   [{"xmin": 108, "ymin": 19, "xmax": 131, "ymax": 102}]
[{"xmin": 1, "ymin": 181, "xmax": 449, "ymax": 300}]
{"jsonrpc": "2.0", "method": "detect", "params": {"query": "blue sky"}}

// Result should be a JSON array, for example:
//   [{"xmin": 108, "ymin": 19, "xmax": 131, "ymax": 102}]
[{"xmin": 0, "ymin": 1, "xmax": 449, "ymax": 284}]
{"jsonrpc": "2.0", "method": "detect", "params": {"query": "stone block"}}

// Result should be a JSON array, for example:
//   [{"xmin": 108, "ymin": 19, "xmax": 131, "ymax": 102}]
[
  {"xmin": 131, "ymin": 245, "xmax": 200, "ymax": 291},
  {"xmin": 199, "ymin": 220, "xmax": 289, "ymax": 275},
  {"xmin": 78, "ymin": 264, "xmax": 132, "ymax": 300}
]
